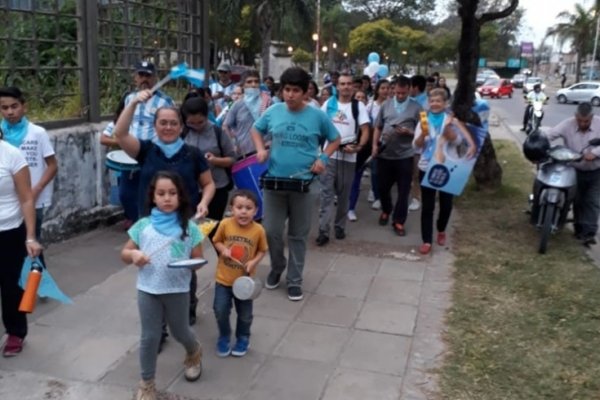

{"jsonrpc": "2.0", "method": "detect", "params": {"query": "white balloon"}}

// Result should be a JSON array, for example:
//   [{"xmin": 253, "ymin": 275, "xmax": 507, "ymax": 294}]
[{"xmin": 367, "ymin": 61, "xmax": 379, "ymax": 76}]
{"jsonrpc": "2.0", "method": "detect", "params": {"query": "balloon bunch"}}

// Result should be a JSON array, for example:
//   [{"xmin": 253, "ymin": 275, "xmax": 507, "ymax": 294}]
[{"xmin": 363, "ymin": 52, "xmax": 389, "ymax": 79}]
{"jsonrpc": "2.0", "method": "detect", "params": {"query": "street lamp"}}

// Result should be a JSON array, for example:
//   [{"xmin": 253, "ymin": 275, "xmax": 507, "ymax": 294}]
[
  {"xmin": 287, "ymin": 46, "xmax": 293, "ymax": 54},
  {"xmin": 322, "ymin": 45, "xmax": 328, "ymax": 53},
  {"xmin": 234, "ymin": 37, "xmax": 240, "ymax": 47},
  {"xmin": 312, "ymin": 33, "xmax": 319, "ymax": 82}
]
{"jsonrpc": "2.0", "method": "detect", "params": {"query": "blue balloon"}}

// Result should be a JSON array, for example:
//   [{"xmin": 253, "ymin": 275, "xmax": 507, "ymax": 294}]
[
  {"xmin": 367, "ymin": 52, "xmax": 380, "ymax": 64},
  {"xmin": 377, "ymin": 64, "xmax": 389, "ymax": 78}
]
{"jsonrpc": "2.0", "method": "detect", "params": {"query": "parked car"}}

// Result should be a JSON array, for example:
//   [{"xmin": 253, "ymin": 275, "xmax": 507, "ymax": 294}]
[
  {"xmin": 523, "ymin": 77, "xmax": 546, "ymax": 94},
  {"xmin": 556, "ymin": 81, "xmax": 600, "ymax": 106},
  {"xmin": 511, "ymin": 74, "xmax": 525, "ymax": 88},
  {"xmin": 477, "ymin": 78, "xmax": 513, "ymax": 98}
]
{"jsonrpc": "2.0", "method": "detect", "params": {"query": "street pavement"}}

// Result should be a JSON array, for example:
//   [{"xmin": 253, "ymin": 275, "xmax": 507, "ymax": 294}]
[{"xmin": 0, "ymin": 167, "xmax": 453, "ymax": 399}]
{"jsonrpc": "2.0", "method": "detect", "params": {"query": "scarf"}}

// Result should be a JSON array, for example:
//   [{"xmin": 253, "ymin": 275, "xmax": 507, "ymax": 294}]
[
  {"xmin": 155, "ymin": 137, "xmax": 184, "ymax": 159},
  {"xmin": 326, "ymin": 94, "xmax": 339, "ymax": 118},
  {"xmin": 393, "ymin": 97, "xmax": 409, "ymax": 114},
  {"xmin": 422, "ymin": 111, "xmax": 447, "ymax": 162},
  {"xmin": 1, "ymin": 117, "xmax": 29, "ymax": 148},
  {"xmin": 150, "ymin": 207, "xmax": 183, "ymax": 238},
  {"xmin": 243, "ymin": 87, "xmax": 261, "ymax": 121}
]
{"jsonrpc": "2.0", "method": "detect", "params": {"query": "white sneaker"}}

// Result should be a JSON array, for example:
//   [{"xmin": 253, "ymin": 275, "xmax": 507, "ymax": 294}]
[
  {"xmin": 367, "ymin": 190, "xmax": 375, "ymax": 202},
  {"xmin": 371, "ymin": 200, "xmax": 381, "ymax": 210},
  {"xmin": 409, "ymin": 198, "xmax": 421, "ymax": 211},
  {"xmin": 347, "ymin": 210, "xmax": 358, "ymax": 221}
]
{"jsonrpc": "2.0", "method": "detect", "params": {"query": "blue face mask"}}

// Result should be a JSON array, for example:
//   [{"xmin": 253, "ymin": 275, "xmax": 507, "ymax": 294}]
[
  {"xmin": 150, "ymin": 207, "xmax": 183, "ymax": 238},
  {"xmin": 155, "ymin": 137, "xmax": 184, "ymax": 159},
  {"xmin": 1, "ymin": 116, "xmax": 29, "ymax": 148},
  {"xmin": 243, "ymin": 88, "xmax": 261, "ymax": 120}
]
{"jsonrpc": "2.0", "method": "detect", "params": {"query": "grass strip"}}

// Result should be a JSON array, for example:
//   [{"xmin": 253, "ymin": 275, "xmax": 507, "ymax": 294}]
[{"xmin": 440, "ymin": 140, "xmax": 600, "ymax": 400}]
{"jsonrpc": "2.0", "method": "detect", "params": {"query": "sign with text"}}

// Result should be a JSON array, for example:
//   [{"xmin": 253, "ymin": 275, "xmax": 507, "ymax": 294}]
[{"xmin": 521, "ymin": 42, "xmax": 534, "ymax": 56}]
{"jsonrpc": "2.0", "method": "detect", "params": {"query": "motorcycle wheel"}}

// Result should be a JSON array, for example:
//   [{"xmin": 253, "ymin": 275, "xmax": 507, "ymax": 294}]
[{"xmin": 538, "ymin": 203, "xmax": 556, "ymax": 254}]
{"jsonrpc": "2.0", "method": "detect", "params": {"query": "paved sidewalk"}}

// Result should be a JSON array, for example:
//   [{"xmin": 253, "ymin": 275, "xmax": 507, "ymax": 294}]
[{"xmin": 0, "ymin": 173, "xmax": 453, "ymax": 399}]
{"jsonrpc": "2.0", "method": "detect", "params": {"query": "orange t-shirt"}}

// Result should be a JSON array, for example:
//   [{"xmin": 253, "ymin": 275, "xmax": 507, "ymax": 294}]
[{"xmin": 212, "ymin": 218, "xmax": 268, "ymax": 286}]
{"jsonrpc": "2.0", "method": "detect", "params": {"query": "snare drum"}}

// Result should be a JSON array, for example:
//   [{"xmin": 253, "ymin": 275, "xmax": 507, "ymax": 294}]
[
  {"xmin": 105, "ymin": 150, "xmax": 139, "ymax": 172},
  {"xmin": 232, "ymin": 153, "xmax": 268, "ymax": 220}
]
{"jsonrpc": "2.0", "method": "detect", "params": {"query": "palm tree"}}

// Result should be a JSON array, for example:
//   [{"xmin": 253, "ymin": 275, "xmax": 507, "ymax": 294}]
[
  {"xmin": 320, "ymin": 4, "xmax": 351, "ymax": 72},
  {"xmin": 547, "ymin": 3, "xmax": 596, "ymax": 83}
]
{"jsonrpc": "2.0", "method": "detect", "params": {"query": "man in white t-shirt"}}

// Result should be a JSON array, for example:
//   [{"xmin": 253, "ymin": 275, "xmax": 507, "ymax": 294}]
[
  {"xmin": 316, "ymin": 73, "xmax": 370, "ymax": 246},
  {"xmin": 0, "ymin": 87, "xmax": 57, "ymax": 255}
]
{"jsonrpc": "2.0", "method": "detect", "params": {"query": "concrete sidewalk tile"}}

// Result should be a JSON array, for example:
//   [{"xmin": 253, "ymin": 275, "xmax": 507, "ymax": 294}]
[
  {"xmin": 243, "ymin": 356, "xmax": 331, "ymax": 400},
  {"xmin": 339, "ymin": 330, "xmax": 411, "ymax": 376},
  {"xmin": 377, "ymin": 259, "xmax": 425, "ymax": 282},
  {"xmin": 367, "ymin": 276, "xmax": 422, "ymax": 306},
  {"xmin": 316, "ymin": 273, "xmax": 373, "ymax": 299},
  {"xmin": 329, "ymin": 254, "xmax": 381, "ymax": 275},
  {"xmin": 101, "ymin": 341, "xmax": 186, "ymax": 390},
  {"xmin": 297, "ymin": 294, "xmax": 362, "ymax": 327},
  {"xmin": 169, "ymin": 351, "xmax": 266, "ymax": 400},
  {"xmin": 356, "ymin": 301, "xmax": 417, "ymax": 336},
  {"xmin": 304, "ymin": 251, "xmax": 338, "ymax": 271},
  {"xmin": 86, "ymin": 267, "xmax": 137, "ymax": 297},
  {"xmin": 253, "ymin": 290, "xmax": 308, "ymax": 320},
  {"xmin": 34, "ymin": 293, "xmax": 115, "ymax": 333},
  {"xmin": 247, "ymin": 316, "xmax": 291, "ymax": 354},
  {"xmin": 321, "ymin": 368, "xmax": 401, "ymax": 400},
  {"xmin": 274, "ymin": 321, "xmax": 349, "ymax": 363},
  {"xmin": 301, "ymin": 267, "xmax": 328, "ymax": 293}
]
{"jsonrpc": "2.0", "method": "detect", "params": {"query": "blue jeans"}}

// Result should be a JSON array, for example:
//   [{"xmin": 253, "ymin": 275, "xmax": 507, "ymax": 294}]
[
  {"xmin": 213, "ymin": 283, "xmax": 253, "ymax": 340},
  {"xmin": 118, "ymin": 170, "xmax": 140, "ymax": 221},
  {"xmin": 262, "ymin": 188, "xmax": 316, "ymax": 287}
]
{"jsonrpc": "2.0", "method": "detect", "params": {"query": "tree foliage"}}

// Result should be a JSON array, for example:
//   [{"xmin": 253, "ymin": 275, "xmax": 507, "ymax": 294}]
[{"xmin": 345, "ymin": 0, "xmax": 436, "ymax": 21}]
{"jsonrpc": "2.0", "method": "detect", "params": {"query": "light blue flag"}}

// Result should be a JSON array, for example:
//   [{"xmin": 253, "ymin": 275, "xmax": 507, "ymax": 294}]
[
  {"xmin": 19, "ymin": 257, "xmax": 73, "ymax": 304},
  {"xmin": 183, "ymin": 68, "xmax": 206, "ymax": 88},
  {"xmin": 169, "ymin": 62, "xmax": 190, "ymax": 79}
]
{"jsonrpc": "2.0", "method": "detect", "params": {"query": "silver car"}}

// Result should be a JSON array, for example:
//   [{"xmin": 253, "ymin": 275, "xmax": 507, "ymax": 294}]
[{"xmin": 556, "ymin": 81, "xmax": 600, "ymax": 106}]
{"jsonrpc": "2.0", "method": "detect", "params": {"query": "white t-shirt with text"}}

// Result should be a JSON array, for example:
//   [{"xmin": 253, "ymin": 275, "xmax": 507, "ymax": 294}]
[
  {"xmin": 0, "ymin": 140, "xmax": 28, "ymax": 231},
  {"xmin": 19, "ymin": 123, "xmax": 56, "ymax": 208},
  {"xmin": 321, "ymin": 100, "xmax": 369, "ymax": 162}
]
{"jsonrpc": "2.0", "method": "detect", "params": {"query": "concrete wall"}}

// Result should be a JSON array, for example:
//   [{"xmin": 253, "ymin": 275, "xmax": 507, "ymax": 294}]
[{"xmin": 42, "ymin": 123, "xmax": 122, "ymax": 243}]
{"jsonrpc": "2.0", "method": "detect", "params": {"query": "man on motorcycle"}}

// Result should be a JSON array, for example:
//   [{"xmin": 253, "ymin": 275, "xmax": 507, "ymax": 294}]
[
  {"xmin": 545, "ymin": 102, "xmax": 600, "ymax": 246},
  {"xmin": 521, "ymin": 83, "xmax": 548, "ymax": 132}
]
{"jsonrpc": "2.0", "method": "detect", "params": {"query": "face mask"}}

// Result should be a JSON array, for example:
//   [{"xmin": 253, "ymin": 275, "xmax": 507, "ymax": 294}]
[{"xmin": 244, "ymin": 87, "xmax": 260, "ymax": 101}]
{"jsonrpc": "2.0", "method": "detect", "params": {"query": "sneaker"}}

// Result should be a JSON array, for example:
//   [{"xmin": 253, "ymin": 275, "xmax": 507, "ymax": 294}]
[
  {"xmin": 231, "ymin": 337, "xmax": 250, "ymax": 357},
  {"xmin": 316, "ymin": 233, "xmax": 329, "ymax": 246},
  {"xmin": 265, "ymin": 271, "xmax": 281, "ymax": 289},
  {"xmin": 367, "ymin": 190, "xmax": 375, "ymax": 202},
  {"xmin": 2, "ymin": 335, "xmax": 24, "ymax": 357},
  {"xmin": 335, "ymin": 227, "xmax": 346, "ymax": 240},
  {"xmin": 371, "ymin": 199, "xmax": 381, "ymax": 210},
  {"xmin": 216, "ymin": 336, "xmax": 231, "ymax": 357},
  {"xmin": 583, "ymin": 235, "xmax": 597, "ymax": 246},
  {"xmin": 408, "ymin": 198, "xmax": 421, "ymax": 211},
  {"xmin": 419, "ymin": 243, "xmax": 432, "ymax": 255},
  {"xmin": 136, "ymin": 379, "xmax": 156, "ymax": 400},
  {"xmin": 378, "ymin": 213, "xmax": 389, "ymax": 226},
  {"xmin": 183, "ymin": 343, "xmax": 203, "ymax": 381},
  {"xmin": 287, "ymin": 286, "xmax": 304, "ymax": 301},
  {"xmin": 347, "ymin": 210, "xmax": 358, "ymax": 222},
  {"xmin": 437, "ymin": 232, "xmax": 447, "ymax": 246}
]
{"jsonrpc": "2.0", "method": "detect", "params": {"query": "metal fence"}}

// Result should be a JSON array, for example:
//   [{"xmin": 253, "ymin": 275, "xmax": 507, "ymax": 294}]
[{"xmin": 0, "ymin": 0, "xmax": 209, "ymax": 126}]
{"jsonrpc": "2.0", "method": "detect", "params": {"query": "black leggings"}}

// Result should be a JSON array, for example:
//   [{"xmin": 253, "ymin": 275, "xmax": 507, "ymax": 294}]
[
  {"xmin": 0, "ymin": 223, "xmax": 28, "ymax": 339},
  {"xmin": 419, "ymin": 171, "xmax": 454, "ymax": 244}
]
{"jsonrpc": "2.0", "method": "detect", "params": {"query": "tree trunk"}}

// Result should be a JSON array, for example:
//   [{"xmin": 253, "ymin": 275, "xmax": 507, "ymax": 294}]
[
  {"xmin": 454, "ymin": 0, "xmax": 503, "ymax": 190},
  {"xmin": 258, "ymin": 5, "xmax": 272, "ymax": 78}
]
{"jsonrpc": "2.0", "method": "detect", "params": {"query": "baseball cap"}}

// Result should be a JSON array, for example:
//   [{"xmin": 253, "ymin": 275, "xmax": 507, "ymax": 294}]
[
  {"xmin": 217, "ymin": 62, "xmax": 232, "ymax": 72},
  {"xmin": 135, "ymin": 61, "xmax": 156, "ymax": 75}
]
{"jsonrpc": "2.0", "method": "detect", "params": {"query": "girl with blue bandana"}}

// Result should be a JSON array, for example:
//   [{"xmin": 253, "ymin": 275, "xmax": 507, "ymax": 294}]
[{"xmin": 121, "ymin": 170, "xmax": 205, "ymax": 399}]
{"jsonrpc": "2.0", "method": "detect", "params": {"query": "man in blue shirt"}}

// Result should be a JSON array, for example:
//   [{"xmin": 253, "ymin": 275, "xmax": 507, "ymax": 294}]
[{"xmin": 251, "ymin": 67, "xmax": 340, "ymax": 301}]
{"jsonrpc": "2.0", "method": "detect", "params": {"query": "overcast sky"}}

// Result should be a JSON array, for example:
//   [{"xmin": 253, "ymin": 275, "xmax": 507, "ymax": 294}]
[{"xmin": 518, "ymin": 0, "xmax": 589, "ymax": 47}]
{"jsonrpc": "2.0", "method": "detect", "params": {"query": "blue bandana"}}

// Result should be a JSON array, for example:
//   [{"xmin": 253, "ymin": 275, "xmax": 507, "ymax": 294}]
[
  {"xmin": 243, "ymin": 88, "xmax": 261, "ymax": 120},
  {"xmin": 155, "ymin": 137, "xmax": 184, "ymax": 159},
  {"xmin": 428, "ymin": 112, "xmax": 445, "ymax": 135},
  {"xmin": 1, "ymin": 117, "xmax": 29, "ymax": 148},
  {"xmin": 326, "ymin": 95, "xmax": 339, "ymax": 118},
  {"xmin": 393, "ymin": 98, "xmax": 408, "ymax": 114},
  {"xmin": 150, "ymin": 207, "xmax": 183, "ymax": 238},
  {"xmin": 422, "ymin": 111, "xmax": 447, "ymax": 162}
]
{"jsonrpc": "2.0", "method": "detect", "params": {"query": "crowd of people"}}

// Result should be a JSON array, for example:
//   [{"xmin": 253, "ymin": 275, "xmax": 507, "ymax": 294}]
[{"xmin": 3, "ymin": 59, "xmax": 600, "ymax": 400}]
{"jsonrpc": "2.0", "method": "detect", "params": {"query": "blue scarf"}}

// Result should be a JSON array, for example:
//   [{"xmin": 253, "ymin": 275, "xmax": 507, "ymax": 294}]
[
  {"xmin": 155, "ymin": 137, "xmax": 184, "ymax": 159},
  {"xmin": 326, "ymin": 94, "xmax": 339, "ymax": 118},
  {"xmin": 393, "ymin": 97, "xmax": 409, "ymax": 114},
  {"xmin": 1, "ymin": 117, "xmax": 29, "ymax": 148},
  {"xmin": 150, "ymin": 207, "xmax": 183, "ymax": 238},
  {"xmin": 243, "ymin": 88, "xmax": 261, "ymax": 121},
  {"xmin": 422, "ymin": 112, "xmax": 446, "ymax": 162}
]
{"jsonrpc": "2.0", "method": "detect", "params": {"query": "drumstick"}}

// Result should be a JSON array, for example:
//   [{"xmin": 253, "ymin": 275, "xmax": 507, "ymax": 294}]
[
  {"xmin": 289, "ymin": 170, "xmax": 313, "ymax": 179},
  {"xmin": 127, "ymin": 238, "xmax": 173, "ymax": 269}
]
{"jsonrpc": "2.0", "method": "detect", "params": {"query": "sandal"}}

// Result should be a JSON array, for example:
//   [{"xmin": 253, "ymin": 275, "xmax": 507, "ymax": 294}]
[
  {"xmin": 393, "ymin": 223, "xmax": 406, "ymax": 236},
  {"xmin": 419, "ymin": 243, "xmax": 432, "ymax": 255}
]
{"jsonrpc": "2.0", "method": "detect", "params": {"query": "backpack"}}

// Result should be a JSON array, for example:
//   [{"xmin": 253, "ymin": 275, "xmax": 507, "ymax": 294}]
[{"xmin": 213, "ymin": 125, "xmax": 234, "ymax": 191}]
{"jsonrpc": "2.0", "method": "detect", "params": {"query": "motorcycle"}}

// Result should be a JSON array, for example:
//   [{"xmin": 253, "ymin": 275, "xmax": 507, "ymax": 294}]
[
  {"xmin": 524, "ymin": 133, "xmax": 600, "ymax": 254},
  {"xmin": 526, "ymin": 100, "xmax": 545, "ymax": 135}
]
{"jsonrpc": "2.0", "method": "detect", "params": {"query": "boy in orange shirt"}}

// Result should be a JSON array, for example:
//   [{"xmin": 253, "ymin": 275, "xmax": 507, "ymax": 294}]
[{"xmin": 212, "ymin": 190, "xmax": 267, "ymax": 357}]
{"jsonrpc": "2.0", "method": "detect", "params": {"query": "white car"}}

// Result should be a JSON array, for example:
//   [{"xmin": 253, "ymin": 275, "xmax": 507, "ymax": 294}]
[
  {"xmin": 523, "ymin": 77, "xmax": 546, "ymax": 94},
  {"xmin": 556, "ymin": 81, "xmax": 600, "ymax": 106}
]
